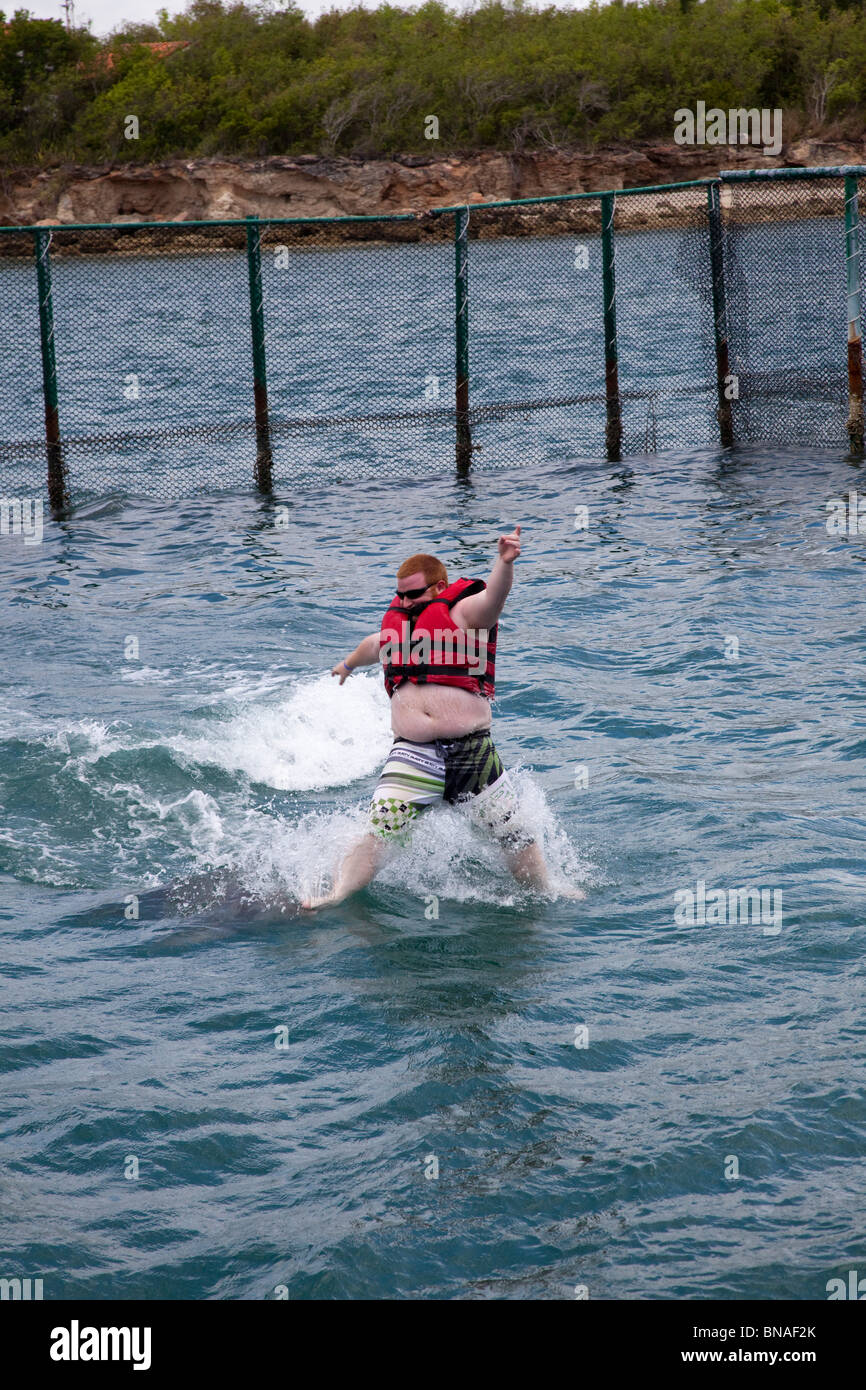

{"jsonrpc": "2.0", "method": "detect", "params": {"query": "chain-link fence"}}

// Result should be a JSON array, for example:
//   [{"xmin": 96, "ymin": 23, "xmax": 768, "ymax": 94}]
[
  {"xmin": 720, "ymin": 174, "xmax": 857, "ymax": 448},
  {"xmin": 1, "ymin": 166, "xmax": 863, "ymax": 506}
]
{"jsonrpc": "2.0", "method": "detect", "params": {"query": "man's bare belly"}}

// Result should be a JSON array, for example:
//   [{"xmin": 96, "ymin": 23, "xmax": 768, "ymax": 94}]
[{"xmin": 390, "ymin": 682, "xmax": 492, "ymax": 741}]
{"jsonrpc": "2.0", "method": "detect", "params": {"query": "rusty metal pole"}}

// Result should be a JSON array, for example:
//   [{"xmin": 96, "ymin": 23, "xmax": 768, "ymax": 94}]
[
  {"xmin": 844, "ymin": 174, "xmax": 863, "ymax": 454},
  {"xmin": 708, "ymin": 181, "xmax": 734, "ymax": 447},
  {"xmin": 245, "ymin": 215, "xmax": 273, "ymax": 490},
  {"xmin": 600, "ymin": 192, "xmax": 622, "ymax": 461},
  {"xmin": 454, "ymin": 206, "xmax": 472, "ymax": 475},
  {"xmin": 34, "ymin": 227, "xmax": 68, "ymax": 511}
]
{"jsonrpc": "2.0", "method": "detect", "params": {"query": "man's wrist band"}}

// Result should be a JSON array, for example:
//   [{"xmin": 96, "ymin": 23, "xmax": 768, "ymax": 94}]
[{"xmin": 343, "ymin": 660, "xmax": 353, "ymax": 672}]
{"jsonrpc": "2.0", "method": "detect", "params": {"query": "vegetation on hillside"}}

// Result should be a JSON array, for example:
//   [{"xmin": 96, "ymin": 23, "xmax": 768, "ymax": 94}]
[{"xmin": 1, "ymin": 0, "xmax": 864, "ymax": 166}]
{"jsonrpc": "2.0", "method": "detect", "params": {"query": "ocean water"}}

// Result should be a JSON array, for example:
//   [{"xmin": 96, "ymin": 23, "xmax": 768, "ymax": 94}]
[{"xmin": 1, "ymin": 446, "xmax": 865, "ymax": 1300}]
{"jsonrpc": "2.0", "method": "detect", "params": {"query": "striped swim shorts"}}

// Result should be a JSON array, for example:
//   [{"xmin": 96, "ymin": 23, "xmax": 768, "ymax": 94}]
[{"xmin": 369, "ymin": 729, "xmax": 533, "ymax": 849}]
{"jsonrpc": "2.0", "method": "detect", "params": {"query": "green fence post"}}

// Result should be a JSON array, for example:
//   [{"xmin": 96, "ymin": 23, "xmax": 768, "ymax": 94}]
[
  {"xmin": 454, "ymin": 207, "xmax": 472, "ymax": 474},
  {"xmin": 708, "ymin": 181, "xmax": 734, "ymax": 448},
  {"xmin": 600, "ymin": 192, "xmax": 622, "ymax": 461},
  {"xmin": 844, "ymin": 174, "xmax": 863, "ymax": 454},
  {"xmin": 34, "ymin": 227, "xmax": 67, "ymax": 511},
  {"xmin": 246, "ymin": 215, "xmax": 273, "ymax": 490}
]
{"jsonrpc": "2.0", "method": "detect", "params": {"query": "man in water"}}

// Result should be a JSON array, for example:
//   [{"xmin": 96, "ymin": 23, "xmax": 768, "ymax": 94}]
[{"xmin": 302, "ymin": 525, "xmax": 581, "ymax": 909}]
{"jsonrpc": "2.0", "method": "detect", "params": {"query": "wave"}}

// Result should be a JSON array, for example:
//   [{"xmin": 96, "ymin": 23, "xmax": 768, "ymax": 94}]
[{"xmin": 0, "ymin": 672, "xmax": 588, "ymax": 907}]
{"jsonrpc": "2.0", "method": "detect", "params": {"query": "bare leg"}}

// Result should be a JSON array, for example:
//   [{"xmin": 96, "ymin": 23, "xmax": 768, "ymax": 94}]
[
  {"xmin": 301, "ymin": 833, "xmax": 387, "ymax": 910},
  {"xmin": 504, "ymin": 839, "xmax": 586, "ymax": 900},
  {"xmin": 505, "ymin": 839, "xmax": 549, "ymax": 891}
]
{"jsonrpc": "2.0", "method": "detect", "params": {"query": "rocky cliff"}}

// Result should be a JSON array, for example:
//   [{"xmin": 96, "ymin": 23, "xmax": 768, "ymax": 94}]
[{"xmin": 3, "ymin": 138, "xmax": 864, "ymax": 227}]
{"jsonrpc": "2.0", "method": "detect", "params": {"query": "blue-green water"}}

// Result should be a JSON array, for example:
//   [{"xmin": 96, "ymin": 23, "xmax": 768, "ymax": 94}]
[{"xmin": 2, "ymin": 447, "xmax": 865, "ymax": 1299}]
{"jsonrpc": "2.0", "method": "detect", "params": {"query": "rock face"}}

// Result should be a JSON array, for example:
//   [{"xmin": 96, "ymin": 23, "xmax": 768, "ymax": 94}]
[{"xmin": 3, "ymin": 138, "xmax": 865, "ymax": 227}]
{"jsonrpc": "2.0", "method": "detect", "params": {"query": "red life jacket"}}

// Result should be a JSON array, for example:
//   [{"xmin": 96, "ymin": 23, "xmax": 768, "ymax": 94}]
[{"xmin": 380, "ymin": 577, "xmax": 497, "ymax": 699}]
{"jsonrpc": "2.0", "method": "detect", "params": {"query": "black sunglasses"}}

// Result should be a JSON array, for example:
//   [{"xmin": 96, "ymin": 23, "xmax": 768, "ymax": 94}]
[{"xmin": 395, "ymin": 584, "xmax": 430, "ymax": 600}]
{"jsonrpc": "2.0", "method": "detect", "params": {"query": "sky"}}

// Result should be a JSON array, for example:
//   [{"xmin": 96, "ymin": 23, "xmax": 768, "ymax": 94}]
[
  {"xmin": 17, "ymin": 0, "xmax": 578, "ymax": 39},
  {"xmin": 22, "ymin": 0, "xmax": 369, "ymax": 31}
]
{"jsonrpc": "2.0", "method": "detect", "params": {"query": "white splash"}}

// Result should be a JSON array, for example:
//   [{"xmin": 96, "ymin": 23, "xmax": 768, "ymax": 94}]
[{"xmin": 167, "ymin": 671, "xmax": 393, "ymax": 790}]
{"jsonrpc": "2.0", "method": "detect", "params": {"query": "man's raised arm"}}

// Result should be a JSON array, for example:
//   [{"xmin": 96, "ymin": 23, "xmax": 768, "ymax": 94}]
[{"xmin": 454, "ymin": 524, "xmax": 522, "ymax": 630}]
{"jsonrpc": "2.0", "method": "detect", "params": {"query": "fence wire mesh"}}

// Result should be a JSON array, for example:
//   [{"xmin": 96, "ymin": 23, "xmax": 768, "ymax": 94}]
[
  {"xmin": 722, "ymin": 176, "xmax": 850, "ymax": 447},
  {"xmin": 1, "ymin": 232, "xmax": 45, "ymax": 499},
  {"xmin": 461, "ymin": 197, "xmax": 606, "ymax": 469},
  {"xmin": 0, "ymin": 169, "xmax": 863, "ymax": 504},
  {"xmin": 614, "ymin": 184, "xmax": 718, "ymax": 454},
  {"xmin": 257, "ymin": 217, "xmax": 453, "ymax": 489}
]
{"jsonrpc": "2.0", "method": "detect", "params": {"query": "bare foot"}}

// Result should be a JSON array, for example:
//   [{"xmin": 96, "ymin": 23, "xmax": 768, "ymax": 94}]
[
  {"xmin": 300, "ymin": 891, "xmax": 336, "ymax": 911},
  {"xmin": 558, "ymin": 884, "xmax": 587, "ymax": 901}
]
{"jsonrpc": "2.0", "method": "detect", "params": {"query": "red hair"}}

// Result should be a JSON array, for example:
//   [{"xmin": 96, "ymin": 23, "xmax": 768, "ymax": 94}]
[{"xmin": 397, "ymin": 553, "xmax": 447, "ymax": 587}]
